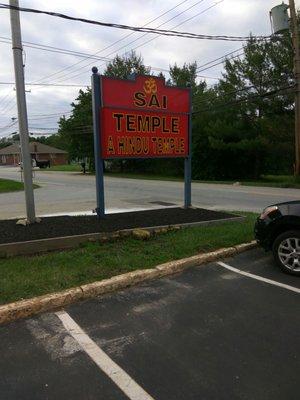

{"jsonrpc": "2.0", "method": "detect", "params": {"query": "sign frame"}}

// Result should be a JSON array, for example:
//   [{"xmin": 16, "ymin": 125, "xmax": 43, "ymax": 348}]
[{"xmin": 91, "ymin": 67, "xmax": 192, "ymax": 218}]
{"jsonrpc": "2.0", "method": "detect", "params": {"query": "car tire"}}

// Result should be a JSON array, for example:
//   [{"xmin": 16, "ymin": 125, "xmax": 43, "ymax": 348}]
[{"xmin": 272, "ymin": 230, "xmax": 300, "ymax": 276}]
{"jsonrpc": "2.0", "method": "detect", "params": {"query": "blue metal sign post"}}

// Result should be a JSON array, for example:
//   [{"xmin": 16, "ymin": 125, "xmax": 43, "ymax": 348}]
[
  {"xmin": 91, "ymin": 67, "xmax": 105, "ymax": 218},
  {"xmin": 91, "ymin": 71, "xmax": 192, "ymax": 216},
  {"xmin": 184, "ymin": 85, "xmax": 192, "ymax": 208}
]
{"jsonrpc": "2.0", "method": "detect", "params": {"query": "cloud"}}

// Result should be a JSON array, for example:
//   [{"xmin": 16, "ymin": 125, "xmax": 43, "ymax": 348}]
[{"xmin": 0, "ymin": 0, "xmax": 297, "ymax": 137}]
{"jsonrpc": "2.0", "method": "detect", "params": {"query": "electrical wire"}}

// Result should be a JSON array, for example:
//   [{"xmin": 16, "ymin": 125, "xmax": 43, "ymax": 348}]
[
  {"xmin": 130, "ymin": 1, "xmax": 223, "ymax": 53},
  {"xmin": 31, "ymin": 0, "xmax": 192, "ymax": 84},
  {"xmin": 0, "ymin": 37, "xmax": 112, "ymax": 61},
  {"xmin": 0, "ymin": 119, "xmax": 17, "ymax": 130},
  {"xmin": 50, "ymin": 0, "xmax": 222, "ymax": 84},
  {"xmin": 34, "ymin": 0, "xmax": 208, "ymax": 84},
  {"xmin": 0, "ymin": 96, "xmax": 16, "ymax": 115},
  {"xmin": 0, "ymin": 3, "xmax": 270, "ymax": 42},
  {"xmin": 192, "ymin": 84, "xmax": 295, "ymax": 114},
  {"xmin": 197, "ymin": 52, "xmax": 244, "ymax": 73},
  {"xmin": 0, "ymin": 1, "xmax": 222, "ymax": 87},
  {"xmin": 0, "ymin": 82, "xmax": 90, "ymax": 87},
  {"xmin": 191, "ymin": 76, "xmax": 295, "ymax": 109},
  {"xmin": 196, "ymin": 37, "xmax": 275, "ymax": 73},
  {"xmin": 196, "ymin": 47, "xmax": 243, "ymax": 71},
  {"xmin": 0, "ymin": 88, "xmax": 13, "ymax": 108}
]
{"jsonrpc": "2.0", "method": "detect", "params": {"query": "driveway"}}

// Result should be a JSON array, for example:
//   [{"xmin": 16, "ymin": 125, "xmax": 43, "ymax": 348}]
[
  {"xmin": 1, "ymin": 166, "xmax": 300, "ymax": 218},
  {"xmin": 0, "ymin": 248, "xmax": 299, "ymax": 399}
]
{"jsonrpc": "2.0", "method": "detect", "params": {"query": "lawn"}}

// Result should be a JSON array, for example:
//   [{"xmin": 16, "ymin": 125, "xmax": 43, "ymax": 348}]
[
  {"xmin": 0, "ymin": 212, "xmax": 257, "ymax": 305},
  {"xmin": 0, "ymin": 178, "xmax": 35, "ymax": 193},
  {"xmin": 106, "ymin": 172, "xmax": 300, "ymax": 189},
  {"xmin": 47, "ymin": 164, "xmax": 82, "ymax": 172},
  {"xmin": 0, "ymin": 178, "xmax": 39, "ymax": 193},
  {"xmin": 43, "ymin": 165, "xmax": 300, "ymax": 189}
]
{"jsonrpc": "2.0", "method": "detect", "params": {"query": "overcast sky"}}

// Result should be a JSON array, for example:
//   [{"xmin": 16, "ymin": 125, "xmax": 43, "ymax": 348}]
[{"xmin": 0, "ymin": 0, "xmax": 298, "ymax": 138}]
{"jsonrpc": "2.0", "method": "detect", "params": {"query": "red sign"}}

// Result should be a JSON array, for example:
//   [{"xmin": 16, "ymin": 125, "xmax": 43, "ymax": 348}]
[{"xmin": 100, "ymin": 75, "xmax": 190, "ymax": 159}]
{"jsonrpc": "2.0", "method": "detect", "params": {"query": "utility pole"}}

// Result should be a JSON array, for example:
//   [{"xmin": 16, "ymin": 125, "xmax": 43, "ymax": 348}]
[
  {"xmin": 289, "ymin": 0, "xmax": 300, "ymax": 176},
  {"xmin": 9, "ymin": 0, "xmax": 36, "ymax": 222}
]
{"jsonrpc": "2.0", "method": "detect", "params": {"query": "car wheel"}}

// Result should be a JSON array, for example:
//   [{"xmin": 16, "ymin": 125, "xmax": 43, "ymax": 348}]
[{"xmin": 273, "ymin": 230, "xmax": 300, "ymax": 276}]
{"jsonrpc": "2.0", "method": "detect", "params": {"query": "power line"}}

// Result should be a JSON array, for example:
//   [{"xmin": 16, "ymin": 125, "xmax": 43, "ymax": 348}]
[
  {"xmin": 192, "ymin": 84, "xmax": 295, "ymax": 114},
  {"xmin": 51, "ymin": 0, "xmax": 222, "ymax": 84},
  {"xmin": 197, "ymin": 52, "xmax": 244, "ymax": 73},
  {"xmin": 34, "ymin": 0, "xmax": 208, "ymax": 84},
  {"xmin": 27, "ymin": 126, "xmax": 57, "ymax": 130},
  {"xmin": 0, "ymin": 87, "xmax": 12, "ymax": 105},
  {"xmin": 196, "ymin": 47, "xmax": 243, "ymax": 71},
  {"xmin": 131, "ymin": 1, "xmax": 223, "ymax": 53},
  {"xmin": 31, "ymin": 0, "xmax": 192, "ymax": 84},
  {"xmin": 0, "ymin": 3, "xmax": 216, "ymax": 86},
  {"xmin": 192, "ymin": 76, "xmax": 295, "ymax": 109},
  {"xmin": 196, "ymin": 36, "xmax": 276, "ymax": 73},
  {"xmin": 0, "ymin": 119, "xmax": 17, "ymax": 130},
  {"xmin": 28, "ymin": 111, "xmax": 72, "ymax": 117},
  {"xmin": 0, "ymin": 95, "xmax": 16, "ymax": 115},
  {"xmin": 0, "ymin": 3, "xmax": 270, "ymax": 42},
  {"xmin": 0, "ymin": 37, "xmax": 112, "ymax": 61},
  {"xmin": 0, "ymin": 2, "xmax": 220, "ymax": 86},
  {"xmin": 13, "ymin": 1, "xmax": 222, "ymax": 87},
  {"xmin": 0, "ymin": 82, "xmax": 90, "ymax": 87}
]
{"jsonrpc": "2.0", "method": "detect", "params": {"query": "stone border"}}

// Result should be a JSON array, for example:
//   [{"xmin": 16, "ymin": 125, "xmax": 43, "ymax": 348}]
[
  {"xmin": 0, "ymin": 216, "xmax": 244, "ymax": 258},
  {"xmin": 0, "ymin": 240, "xmax": 257, "ymax": 325}
]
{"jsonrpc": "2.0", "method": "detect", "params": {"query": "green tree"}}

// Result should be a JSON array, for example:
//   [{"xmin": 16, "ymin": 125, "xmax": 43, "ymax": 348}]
[
  {"xmin": 55, "ymin": 52, "xmax": 150, "ymax": 171},
  {"xmin": 104, "ymin": 51, "xmax": 150, "ymax": 78},
  {"xmin": 192, "ymin": 35, "xmax": 294, "ymax": 180},
  {"xmin": 58, "ymin": 89, "xmax": 93, "ymax": 165}
]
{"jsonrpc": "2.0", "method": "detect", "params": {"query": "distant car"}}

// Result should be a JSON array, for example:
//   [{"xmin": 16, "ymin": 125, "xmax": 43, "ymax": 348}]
[
  {"xmin": 255, "ymin": 201, "xmax": 300, "ymax": 276},
  {"xmin": 36, "ymin": 160, "xmax": 50, "ymax": 169}
]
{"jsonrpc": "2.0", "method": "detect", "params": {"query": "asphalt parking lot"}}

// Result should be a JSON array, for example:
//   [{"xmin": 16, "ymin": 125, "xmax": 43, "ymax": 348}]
[{"xmin": 0, "ymin": 248, "xmax": 299, "ymax": 400}]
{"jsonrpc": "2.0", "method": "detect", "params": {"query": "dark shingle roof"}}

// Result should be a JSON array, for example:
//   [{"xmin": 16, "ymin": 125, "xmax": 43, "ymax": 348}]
[{"xmin": 0, "ymin": 141, "xmax": 67, "ymax": 155}]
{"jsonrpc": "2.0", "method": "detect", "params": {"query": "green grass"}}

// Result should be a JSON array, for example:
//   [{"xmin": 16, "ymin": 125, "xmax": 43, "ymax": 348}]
[
  {"xmin": 105, "ymin": 172, "xmax": 182, "ymax": 181},
  {"xmin": 0, "ymin": 212, "xmax": 257, "ymax": 305},
  {"xmin": 0, "ymin": 178, "xmax": 24, "ymax": 193},
  {"xmin": 41, "ymin": 167, "xmax": 300, "ymax": 189},
  {"xmin": 46, "ymin": 164, "xmax": 82, "ymax": 172},
  {"xmin": 252, "ymin": 175, "xmax": 300, "ymax": 188},
  {"xmin": 0, "ymin": 178, "xmax": 39, "ymax": 193},
  {"xmin": 106, "ymin": 172, "xmax": 300, "ymax": 188}
]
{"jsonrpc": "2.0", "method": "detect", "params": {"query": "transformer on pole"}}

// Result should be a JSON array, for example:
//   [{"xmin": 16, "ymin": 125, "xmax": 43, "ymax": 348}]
[{"xmin": 270, "ymin": 3, "xmax": 289, "ymax": 34}]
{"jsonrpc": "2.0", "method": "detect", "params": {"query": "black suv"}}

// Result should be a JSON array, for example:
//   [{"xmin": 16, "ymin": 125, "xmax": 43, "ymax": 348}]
[{"xmin": 255, "ymin": 200, "xmax": 300, "ymax": 276}]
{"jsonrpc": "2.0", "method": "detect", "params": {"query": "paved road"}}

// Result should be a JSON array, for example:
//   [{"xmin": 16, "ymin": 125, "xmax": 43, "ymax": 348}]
[
  {"xmin": 1, "ymin": 248, "xmax": 299, "ymax": 399},
  {"xmin": 1, "ymin": 166, "xmax": 300, "ymax": 218}
]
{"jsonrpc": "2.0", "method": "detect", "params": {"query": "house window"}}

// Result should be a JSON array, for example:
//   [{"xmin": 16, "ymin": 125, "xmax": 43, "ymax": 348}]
[{"xmin": 1, "ymin": 156, "xmax": 6, "ymax": 164}]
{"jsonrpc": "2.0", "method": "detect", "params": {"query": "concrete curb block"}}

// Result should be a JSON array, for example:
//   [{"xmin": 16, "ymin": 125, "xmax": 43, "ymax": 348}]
[
  {"xmin": 0, "ymin": 240, "xmax": 257, "ymax": 325},
  {"xmin": 0, "ymin": 216, "xmax": 244, "ymax": 258}
]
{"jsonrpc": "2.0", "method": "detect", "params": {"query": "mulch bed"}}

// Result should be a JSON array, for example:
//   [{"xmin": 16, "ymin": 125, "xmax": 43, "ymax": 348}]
[{"xmin": 0, "ymin": 208, "xmax": 238, "ymax": 245}]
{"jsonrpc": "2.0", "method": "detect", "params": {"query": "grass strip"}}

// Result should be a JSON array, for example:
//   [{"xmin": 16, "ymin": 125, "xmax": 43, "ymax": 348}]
[
  {"xmin": 47, "ymin": 164, "xmax": 82, "ymax": 172},
  {"xmin": 0, "ymin": 178, "xmax": 39, "ymax": 193},
  {"xmin": 0, "ymin": 178, "xmax": 24, "ymax": 193},
  {"xmin": 42, "ymin": 166, "xmax": 300, "ymax": 189},
  {"xmin": 0, "ymin": 213, "xmax": 257, "ymax": 305},
  {"xmin": 106, "ymin": 173, "xmax": 300, "ymax": 188},
  {"xmin": 0, "ymin": 178, "xmax": 23, "ymax": 193}
]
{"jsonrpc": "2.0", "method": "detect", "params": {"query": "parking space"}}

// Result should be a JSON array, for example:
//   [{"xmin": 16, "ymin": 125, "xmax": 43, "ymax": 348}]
[
  {"xmin": 217, "ymin": 248, "xmax": 300, "ymax": 289},
  {"xmin": 0, "ymin": 248, "xmax": 299, "ymax": 400}
]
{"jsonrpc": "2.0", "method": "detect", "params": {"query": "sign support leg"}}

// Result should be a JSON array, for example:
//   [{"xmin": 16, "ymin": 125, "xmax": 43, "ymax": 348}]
[
  {"xmin": 184, "ymin": 86, "xmax": 192, "ymax": 208},
  {"xmin": 184, "ymin": 156, "xmax": 192, "ymax": 208},
  {"xmin": 91, "ymin": 67, "xmax": 105, "ymax": 218}
]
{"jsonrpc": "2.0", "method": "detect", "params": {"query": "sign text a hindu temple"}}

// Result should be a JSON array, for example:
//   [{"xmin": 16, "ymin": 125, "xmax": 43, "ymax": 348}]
[{"xmin": 100, "ymin": 75, "xmax": 190, "ymax": 159}]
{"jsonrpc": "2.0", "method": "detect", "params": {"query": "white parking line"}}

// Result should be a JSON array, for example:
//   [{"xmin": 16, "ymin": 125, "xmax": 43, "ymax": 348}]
[
  {"xmin": 55, "ymin": 310, "xmax": 155, "ymax": 400},
  {"xmin": 217, "ymin": 261, "xmax": 300, "ymax": 294}
]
